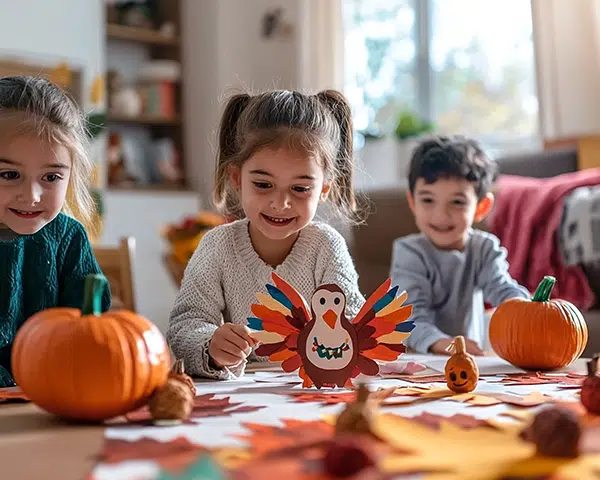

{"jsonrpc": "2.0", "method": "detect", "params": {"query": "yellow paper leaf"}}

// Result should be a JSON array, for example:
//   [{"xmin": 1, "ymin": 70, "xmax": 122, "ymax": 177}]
[
  {"xmin": 249, "ymin": 331, "xmax": 285, "ymax": 344},
  {"xmin": 376, "ymin": 292, "xmax": 408, "ymax": 316},
  {"xmin": 375, "ymin": 413, "xmax": 600, "ymax": 480},
  {"xmin": 451, "ymin": 393, "xmax": 501, "ymax": 406},
  {"xmin": 256, "ymin": 293, "xmax": 291, "ymax": 316},
  {"xmin": 377, "ymin": 331, "xmax": 411, "ymax": 344}
]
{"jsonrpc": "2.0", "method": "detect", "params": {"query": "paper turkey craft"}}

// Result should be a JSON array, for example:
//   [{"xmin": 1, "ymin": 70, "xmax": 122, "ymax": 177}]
[{"xmin": 248, "ymin": 273, "xmax": 415, "ymax": 388}]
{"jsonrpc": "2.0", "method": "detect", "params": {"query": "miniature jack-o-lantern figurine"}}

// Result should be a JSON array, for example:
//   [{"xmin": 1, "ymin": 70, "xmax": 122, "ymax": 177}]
[
  {"xmin": 444, "ymin": 336, "xmax": 479, "ymax": 393},
  {"xmin": 581, "ymin": 354, "xmax": 600, "ymax": 414}
]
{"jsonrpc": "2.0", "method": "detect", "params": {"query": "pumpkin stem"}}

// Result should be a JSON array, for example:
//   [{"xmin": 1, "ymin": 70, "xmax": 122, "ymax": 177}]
[
  {"xmin": 82, "ymin": 274, "xmax": 107, "ymax": 316},
  {"xmin": 172, "ymin": 359, "xmax": 185, "ymax": 375},
  {"xmin": 532, "ymin": 276, "xmax": 556, "ymax": 302},
  {"xmin": 452, "ymin": 336, "xmax": 467, "ymax": 355},
  {"xmin": 588, "ymin": 355, "xmax": 599, "ymax": 377}
]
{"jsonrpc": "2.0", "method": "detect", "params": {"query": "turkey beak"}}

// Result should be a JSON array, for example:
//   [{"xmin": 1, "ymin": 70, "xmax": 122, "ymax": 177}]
[{"xmin": 323, "ymin": 309, "xmax": 338, "ymax": 329}]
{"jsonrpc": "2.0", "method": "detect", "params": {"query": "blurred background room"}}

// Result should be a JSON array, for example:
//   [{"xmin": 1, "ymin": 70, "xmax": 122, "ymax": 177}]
[{"xmin": 2, "ymin": 0, "xmax": 599, "ymax": 346}]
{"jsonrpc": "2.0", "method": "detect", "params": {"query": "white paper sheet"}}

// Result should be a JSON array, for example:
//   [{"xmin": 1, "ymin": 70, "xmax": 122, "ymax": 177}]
[{"xmin": 421, "ymin": 354, "xmax": 528, "ymax": 375}]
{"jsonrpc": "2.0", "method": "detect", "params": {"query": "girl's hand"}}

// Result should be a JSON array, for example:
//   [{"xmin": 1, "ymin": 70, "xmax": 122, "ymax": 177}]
[
  {"xmin": 209, "ymin": 324, "xmax": 257, "ymax": 368},
  {"xmin": 429, "ymin": 338, "xmax": 484, "ymax": 356}
]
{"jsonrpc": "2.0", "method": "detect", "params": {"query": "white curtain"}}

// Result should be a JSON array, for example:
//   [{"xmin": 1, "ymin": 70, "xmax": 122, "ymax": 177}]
[
  {"xmin": 297, "ymin": 0, "xmax": 345, "ymax": 93},
  {"xmin": 531, "ymin": 0, "xmax": 600, "ymax": 140}
]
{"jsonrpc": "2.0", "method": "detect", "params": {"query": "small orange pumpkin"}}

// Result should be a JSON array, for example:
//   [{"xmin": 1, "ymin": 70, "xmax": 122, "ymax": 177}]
[
  {"xmin": 12, "ymin": 274, "xmax": 171, "ymax": 422},
  {"xmin": 489, "ymin": 276, "xmax": 588, "ymax": 370},
  {"xmin": 445, "ymin": 336, "xmax": 479, "ymax": 393}
]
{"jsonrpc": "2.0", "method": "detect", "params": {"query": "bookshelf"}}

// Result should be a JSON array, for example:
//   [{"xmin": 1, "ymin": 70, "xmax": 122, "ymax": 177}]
[{"xmin": 104, "ymin": 0, "xmax": 188, "ymax": 193}]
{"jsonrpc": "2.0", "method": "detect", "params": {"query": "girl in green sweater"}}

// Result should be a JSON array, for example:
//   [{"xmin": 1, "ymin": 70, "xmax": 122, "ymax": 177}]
[{"xmin": 0, "ymin": 76, "xmax": 111, "ymax": 387}]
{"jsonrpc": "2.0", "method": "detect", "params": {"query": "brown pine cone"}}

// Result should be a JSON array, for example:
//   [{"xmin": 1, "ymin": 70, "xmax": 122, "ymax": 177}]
[
  {"xmin": 525, "ymin": 406, "xmax": 581, "ymax": 458},
  {"xmin": 148, "ymin": 378, "xmax": 194, "ymax": 421}
]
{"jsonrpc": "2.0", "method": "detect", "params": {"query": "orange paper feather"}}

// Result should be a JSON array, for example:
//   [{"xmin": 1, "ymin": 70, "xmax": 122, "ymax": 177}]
[{"xmin": 352, "ymin": 278, "xmax": 392, "ymax": 324}]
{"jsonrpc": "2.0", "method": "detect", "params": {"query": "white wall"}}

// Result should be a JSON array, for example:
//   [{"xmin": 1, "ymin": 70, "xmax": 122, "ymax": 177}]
[
  {"xmin": 0, "ymin": 0, "xmax": 104, "ymax": 110},
  {"xmin": 101, "ymin": 192, "xmax": 199, "ymax": 333},
  {"xmin": 183, "ymin": 0, "xmax": 301, "ymax": 206},
  {"xmin": 532, "ymin": 0, "xmax": 600, "ymax": 139}
]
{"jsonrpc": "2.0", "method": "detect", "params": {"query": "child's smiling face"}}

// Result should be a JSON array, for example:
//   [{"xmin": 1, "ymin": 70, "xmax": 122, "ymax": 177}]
[
  {"xmin": 229, "ymin": 145, "xmax": 330, "ymax": 242},
  {"xmin": 0, "ymin": 133, "xmax": 71, "ymax": 235},
  {"xmin": 409, "ymin": 176, "xmax": 484, "ymax": 251}
]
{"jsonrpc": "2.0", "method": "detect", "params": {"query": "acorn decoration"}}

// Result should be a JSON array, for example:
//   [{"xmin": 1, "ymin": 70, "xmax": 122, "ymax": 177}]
[
  {"xmin": 169, "ymin": 359, "xmax": 196, "ymax": 397},
  {"xmin": 522, "ymin": 406, "xmax": 581, "ymax": 458},
  {"xmin": 323, "ymin": 435, "xmax": 376, "ymax": 478},
  {"xmin": 444, "ymin": 336, "xmax": 479, "ymax": 393},
  {"xmin": 335, "ymin": 383, "xmax": 376, "ymax": 435},
  {"xmin": 148, "ymin": 378, "xmax": 194, "ymax": 423},
  {"xmin": 581, "ymin": 354, "xmax": 600, "ymax": 415}
]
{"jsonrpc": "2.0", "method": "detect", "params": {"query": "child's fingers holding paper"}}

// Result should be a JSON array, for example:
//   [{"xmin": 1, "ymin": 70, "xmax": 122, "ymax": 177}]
[{"xmin": 231, "ymin": 324, "xmax": 258, "ymax": 347}]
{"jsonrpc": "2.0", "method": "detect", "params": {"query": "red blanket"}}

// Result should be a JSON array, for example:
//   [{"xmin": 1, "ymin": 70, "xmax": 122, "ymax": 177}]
[{"xmin": 488, "ymin": 168, "xmax": 600, "ymax": 310}]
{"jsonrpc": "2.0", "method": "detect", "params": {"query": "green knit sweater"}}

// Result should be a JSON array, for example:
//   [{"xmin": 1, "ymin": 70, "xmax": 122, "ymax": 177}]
[{"xmin": 0, "ymin": 213, "xmax": 111, "ymax": 387}]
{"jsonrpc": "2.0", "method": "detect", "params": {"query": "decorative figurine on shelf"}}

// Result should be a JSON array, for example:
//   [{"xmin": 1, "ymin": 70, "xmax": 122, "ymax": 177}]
[
  {"xmin": 444, "ymin": 336, "xmax": 479, "ymax": 393},
  {"xmin": 249, "ymin": 273, "xmax": 414, "ymax": 389},
  {"xmin": 581, "ymin": 354, "xmax": 600, "ymax": 414}
]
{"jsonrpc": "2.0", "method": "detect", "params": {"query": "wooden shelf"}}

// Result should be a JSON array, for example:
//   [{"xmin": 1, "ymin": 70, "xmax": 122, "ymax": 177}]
[
  {"xmin": 107, "ymin": 113, "xmax": 181, "ymax": 126},
  {"xmin": 106, "ymin": 23, "xmax": 180, "ymax": 46}
]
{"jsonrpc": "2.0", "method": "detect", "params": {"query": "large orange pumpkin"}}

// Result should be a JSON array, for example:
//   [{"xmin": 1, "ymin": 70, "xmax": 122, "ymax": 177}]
[
  {"xmin": 12, "ymin": 274, "xmax": 171, "ymax": 421},
  {"xmin": 489, "ymin": 276, "xmax": 588, "ymax": 370}
]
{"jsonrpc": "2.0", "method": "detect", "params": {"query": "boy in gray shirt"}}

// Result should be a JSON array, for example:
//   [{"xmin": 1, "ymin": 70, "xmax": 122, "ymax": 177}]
[{"xmin": 390, "ymin": 136, "xmax": 530, "ymax": 355}]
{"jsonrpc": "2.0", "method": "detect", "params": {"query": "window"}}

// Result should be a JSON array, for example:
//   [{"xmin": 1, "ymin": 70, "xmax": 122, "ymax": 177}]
[{"xmin": 343, "ymin": 0, "xmax": 539, "ymax": 153}]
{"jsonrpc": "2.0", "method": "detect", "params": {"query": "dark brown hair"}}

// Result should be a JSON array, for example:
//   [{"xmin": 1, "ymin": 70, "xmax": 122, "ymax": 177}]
[
  {"xmin": 408, "ymin": 135, "xmax": 498, "ymax": 200},
  {"xmin": 213, "ymin": 89, "xmax": 360, "ymax": 223},
  {"xmin": 0, "ymin": 76, "xmax": 94, "ymax": 229}
]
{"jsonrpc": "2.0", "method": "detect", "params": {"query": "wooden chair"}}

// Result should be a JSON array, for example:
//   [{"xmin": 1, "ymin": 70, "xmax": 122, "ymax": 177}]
[{"xmin": 93, "ymin": 237, "xmax": 137, "ymax": 312}]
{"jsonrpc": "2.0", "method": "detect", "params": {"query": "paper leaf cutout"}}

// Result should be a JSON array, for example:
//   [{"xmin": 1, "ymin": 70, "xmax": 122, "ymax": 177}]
[
  {"xmin": 384, "ymin": 374, "xmax": 448, "ymax": 383},
  {"xmin": 235, "ymin": 419, "xmax": 334, "ymax": 458},
  {"xmin": 0, "ymin": 386, "xmax": 29, "ymax": 403},
  {"xmin": 493, "ymin": 372, "xmax": 586, "ymax": 387},
  {"xmin": 156, "ymin": 455, "xmax": 225, "ymax": 480},
  {"xmin": 97, "ymin": 437, "xmax": 208, "ymax": 472},
  {"xmin": 411, "ymin": 412, "xmax": 499, "ymax": 430},
  {"xmin": 250, "ymin": 273, "xmax": 415, "ymax": 389},
  {"xmin": 123, "ymin": 394, "xmax": 264, "ymax": 424},
  {"xmin": 450, "ymin": 391, "xmax": 554, "ymax": 408},
  {"xmin": 288, "ymin": 386, "xmax": 397, "ymax": 405},
  {"xmin": 379, "ymin": 361, "xmax": 428, "ymax": 376},
  {"xmin": 375, "ymin": 413, "xmax": 600, "ymax": 480}
]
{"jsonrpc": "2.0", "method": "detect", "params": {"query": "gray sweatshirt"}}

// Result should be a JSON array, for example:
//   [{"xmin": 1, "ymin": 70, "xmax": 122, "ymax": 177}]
[{"xmin": 390, "ymin": 229, "xmax": 530, "ymax": 353}]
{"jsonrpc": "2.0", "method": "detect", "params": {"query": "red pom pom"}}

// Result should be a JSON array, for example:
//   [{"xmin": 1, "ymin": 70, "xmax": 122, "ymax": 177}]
[{"xmin": 323, "ymin": 435, "xmax": 376, "ymax": 477}]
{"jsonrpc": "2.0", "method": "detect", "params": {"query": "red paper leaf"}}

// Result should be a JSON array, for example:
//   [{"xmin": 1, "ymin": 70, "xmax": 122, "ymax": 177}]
[
  {"xmin": 380, "ymin": 361, "xmax": 428, "ymax": 376},
  {"xmin": 236, "ymin": 419, "xmax": 334, "ymax": 457},
  {"xmin": 288, "ymin": 392, "xmax": 357, "ymax": 405},
  {"xmin": 97, "ymin": 437, "xmax": 207, "ymax": 472},
  {"xmin": 496, "ymin": 372, "xmax": 585, "ymax": 387},
  {"xmin": 411, "ymin": 412, "xmax": 497, "ymax": 430},
  {"xmin": 386, "ymin": 374, "xmax": 447, "ymax": 383},
  {"xmin": 124, "ymin": 394, "xmax": 265, "ymax": 424},
  {"xmin": 0, "ymin": 387, "xmax": 29, "ymax": 403}
]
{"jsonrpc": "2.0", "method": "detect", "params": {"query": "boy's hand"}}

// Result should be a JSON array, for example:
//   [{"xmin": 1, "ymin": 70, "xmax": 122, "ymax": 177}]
[
  {"xmin": 429, "ymin": 338, "xmax": 453, "ymax": 355},
  {"xmin": 429, "ymin": 338, "xmax": 485, "ymax": 356},
  {"xmin": 209, "ymin": 324, "xmax": 257, "ymax": 368}
]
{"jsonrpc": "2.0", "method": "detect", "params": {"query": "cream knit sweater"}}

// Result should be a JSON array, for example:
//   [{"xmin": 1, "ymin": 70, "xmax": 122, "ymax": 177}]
[{"xmin": 167, "ymin": 217, "xmax": 365, "ymax": 380}]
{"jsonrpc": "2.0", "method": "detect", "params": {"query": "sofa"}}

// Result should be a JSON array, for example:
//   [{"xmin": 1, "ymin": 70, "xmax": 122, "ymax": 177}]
[{"xmin": 350, "ymin": 146, "xmax": 600, "ymax": 357}]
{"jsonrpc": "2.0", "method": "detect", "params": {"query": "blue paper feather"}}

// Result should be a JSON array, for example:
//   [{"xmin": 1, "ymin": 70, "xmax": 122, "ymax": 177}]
[
  {"xmin": 395, "ymin": 320, "xmax": 415, "ymax": 333},
  {"xmin": 266, "ymin": 284, "xmax": 294, "ymax": 310},
  {"xmin": 247, "ymin": 317, "xmax": 264, "ymax": 331},
  {"xmin": 373, "ymin": 285, "xmax": 399, "ymax": 313}
]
